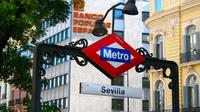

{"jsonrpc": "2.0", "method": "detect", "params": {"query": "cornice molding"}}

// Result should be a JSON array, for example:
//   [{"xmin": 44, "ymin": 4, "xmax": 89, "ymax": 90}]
[
  {"xmin": 145, "ymin": 7, "xmax": 179, "ymax": 28},
  {"xmin": 181, "ymin": 0, "xmax": 200, "ymax": 11},
  {"xmin": 180, "ymin": 60, "xmax": 200, "ymax": 67},
  {"xmin": 146, "ymin": 1, "xmax": 200, "ymax": 28}
]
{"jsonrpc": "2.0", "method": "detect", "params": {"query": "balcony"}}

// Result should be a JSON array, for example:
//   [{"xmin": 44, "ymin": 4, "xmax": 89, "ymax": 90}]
[
  {"xmin": 8, "ymin": 98, "xmax": 23, "ymax": 107},
  {"xmin": 150, "ymin": 107, "xmax": 200, "ymax": 112},
  {"xmin": 181, "ymin": 49, "xmax": 200, "ymax": 63}
]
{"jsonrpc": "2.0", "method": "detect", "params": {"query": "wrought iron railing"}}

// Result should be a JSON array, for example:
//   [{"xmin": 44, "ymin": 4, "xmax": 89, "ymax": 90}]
[
  {"xmin": 181, "ymin": 49, "xmax": 200, "ymax": 63},
  {"xmin": 150, "ymin": 107, "xmax": 200, "ymax": 112},
  {"xmin": 8, "ymin": 98, "xmax": 23, "ymax": 106}
]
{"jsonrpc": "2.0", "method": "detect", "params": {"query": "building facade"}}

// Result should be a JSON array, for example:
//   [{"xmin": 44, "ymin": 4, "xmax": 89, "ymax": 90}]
[
  {"xmin": 146, "ymin": 0, "xmax": 200, "ymax": 111},
  {"xmin": 39, "ymin": 0, "xmax": 150, "ymax": 112},
  {"xmin": 0, "ymin": 81, "xmax": 26, "ymax": 111}
]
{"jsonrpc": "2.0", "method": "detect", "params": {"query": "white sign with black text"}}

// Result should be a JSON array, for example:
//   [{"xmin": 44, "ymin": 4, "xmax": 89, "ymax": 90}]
[{"xmin": 80, "ymin": 82, "xmax": 142, "ymax": 98}]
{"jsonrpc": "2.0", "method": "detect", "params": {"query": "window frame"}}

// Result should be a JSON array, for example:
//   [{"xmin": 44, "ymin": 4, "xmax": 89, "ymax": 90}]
[
  {"xmin": 114, "ymin": 9, "xmax": 124, "ymax": 20},
  {"xmin": 155, "ymin": 0, "xmax": 163, "ymax": 13}
]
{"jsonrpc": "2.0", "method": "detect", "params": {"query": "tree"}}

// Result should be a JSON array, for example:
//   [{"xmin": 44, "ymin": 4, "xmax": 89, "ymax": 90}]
[{"xmin": 0, "ymin": 0, "xmax": 70, "ymax": 111}]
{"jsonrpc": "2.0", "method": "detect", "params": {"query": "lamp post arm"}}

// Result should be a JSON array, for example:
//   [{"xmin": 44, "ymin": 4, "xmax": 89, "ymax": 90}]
[
  {"xmin": 32, "ymin": 39, "xmax": 88, "ymax": 112},
  {"xmin": 101, "ymin": 2, "xmax": 125, "ymax": 22}
]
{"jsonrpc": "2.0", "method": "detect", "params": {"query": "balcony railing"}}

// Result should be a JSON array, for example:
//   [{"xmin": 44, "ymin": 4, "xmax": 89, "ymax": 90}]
[
  {"xmin": 8, "ymin": 98, "xmax": 23, "ymax": 107},
  {"xmin": 181, "ymin": 49, "xmax": 200, "ymax": 63},
  {"xmin": 150, "ymin": 107, "xmax": 200, "ymax": 112}
]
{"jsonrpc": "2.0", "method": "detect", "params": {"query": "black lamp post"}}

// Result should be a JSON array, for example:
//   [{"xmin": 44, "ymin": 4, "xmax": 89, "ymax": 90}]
[
  {"xmin": 91, "ymin": 1, "xmax": 179, "ymax": 112},
  {"xmin": 92, "ymin": 0, "xmax": 138, "ymax": 36},
  {"xmin": 32, "ymin": 39, "xmax": 89, "ymax": 112}
]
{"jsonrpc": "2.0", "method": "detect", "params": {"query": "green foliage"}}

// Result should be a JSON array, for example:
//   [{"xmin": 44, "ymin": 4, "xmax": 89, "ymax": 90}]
[
  {"xmin": 1, "ymin": 40, "xmax": 32, "ymax": 92},
  {"xmin": 0, "ymin": 0, "xmax": 70, "ymax": 41},
  {"xmin": 0, "ymin": 104, "xmax": 12, "ymax": 112},
  {"xmin": 23, "ymin": 96, "xmax": 61, "ymax": 112},
  {"xmin": 0, "ymin": 0, "xmax": 71, "ymax": 111}
]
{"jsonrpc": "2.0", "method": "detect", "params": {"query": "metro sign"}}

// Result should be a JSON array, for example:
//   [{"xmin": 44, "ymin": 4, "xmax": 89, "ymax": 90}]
[
  {"xmin": 82, "ymin": 33, "xmax": 145, "ymax": 79},
  {"xmin": 100, "ymin": 47, "xmax": 131, "ymax": 63}
]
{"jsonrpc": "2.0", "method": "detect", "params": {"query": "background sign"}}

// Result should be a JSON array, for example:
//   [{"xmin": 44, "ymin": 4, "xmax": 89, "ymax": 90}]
[
  {"xmin": 80, "ymin": 82, "xmax": 142, "ymax": 98},
  {"xmin": 82, "ymin": 33, "xmax": 145, "ymax": 79}
]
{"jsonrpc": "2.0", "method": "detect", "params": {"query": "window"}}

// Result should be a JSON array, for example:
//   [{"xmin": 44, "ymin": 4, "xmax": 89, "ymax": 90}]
[
  {"xmin": 142, "ymin": 77, "xmax": 150, "ymax": 88},
  {"xmin": 42, "ymin": 21, "xmax": 52, "ymax": 30},
  {"xmin": 59, "ymin": 75, "xmax": 63, "ymax": 86},
  {"xmin": 184, "ymin": 74, "xmax": 199, "ymax": 108},
  {"xmin": 62, "ymin": 57, "xmax": 65, "ymax": 63},
  {"xmin": 114, "ymin": 31, "xmax": 124, "ymax": 39},
  {"xmin": 54, "ymin": 57, "xmax": 57, "ymax": 65},
  {"xmin": 154, "ymin": 80, "xmax": 164, "ymax": 111},
  {"xmin": 63, "ymin": 98, "xmax": 67, "ymax": 108},
  {"xmin": 114, "ymin": 9, "xmax": 124, "ymax": 19},
  {"xmin": 182, "ymin": 25, "xmax": 200, "ymax": 62},
  {"xmin": 47, "ymin": 38, "xmax": 50, "ymax": 44},
  {"xmin": 58, "ymin": 99, "xmax": 62, "ymax": 107},
  {"xmin": 57, "ymin": 77, "xmax": 60, "ymax": 86},
  {"xmin": 64, "ymin": 28, "xmax": 69, "ymax": 39},
  {"xmin": 65, "ymin": 55, "xmax": 70, "ymax": 61},
  {"xmin": 49, "ymin": 79, "xmax": 52, "ymax": 89},
  {"xmin": 112, "ymin": 99, "xmax": 124, "ymax": 111},
  {"xmin": 64, "ymin": 74, "xmax": 68, "ymax": 84},
  {"xmin": 142, "ymin": 33, "xmax": 149, "ymax": 44},
  {"xmin": 55, "ymin": 77, "xmax": 58, "ymax": 87},
  {"xmin": 5, "ymin": 84, "xmax": 7, "ymax": 98},
  {"xmin": 143, "ymin": 100, "xmax": 149, "ymax": 111},
  {"xmin": 0, "ymin": 86, "xmax": 1, "ymax": 99},
  {"xmin": 60, "ymin": 32, "xmax": 63, "ymax": 41},
  {"xmin": 66, "ymin": 74, "xmax": 69, "ymax": 84},
  {"xmin": 142, "ymin": 11, "xmax": 149, "ymax": 21},
  {"xmin": 154, "ymin": 35, "xmax": 163, "ymax": 59},
  {"xmin": 155, "ymin": 0, "xmax": 163, "ymax": 12},
  {"xmin": 183, "ymin": 25, "xmax": 200, "ymax": 53},
  {"xmin": 61, "ymin": 75, "xmax": 65, "ymax": 85},
  {"xmin": 57, "ymin": 58, "xmax": 61, "ymax": 64},
  {"xmin": 111, "ymin": 76, "xmax": 124, "ymax": 86}
]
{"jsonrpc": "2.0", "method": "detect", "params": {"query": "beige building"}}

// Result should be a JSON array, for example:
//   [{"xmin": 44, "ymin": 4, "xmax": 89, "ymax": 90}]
[{"xmin": 146, "ymin": 0, "xmax": 200, "ymax": 111}]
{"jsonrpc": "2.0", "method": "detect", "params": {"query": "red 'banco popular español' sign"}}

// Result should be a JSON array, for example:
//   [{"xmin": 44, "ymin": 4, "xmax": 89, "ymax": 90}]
[{"xmin": 82, "ymin": 33, "xmax": 145, "ymax": 79}]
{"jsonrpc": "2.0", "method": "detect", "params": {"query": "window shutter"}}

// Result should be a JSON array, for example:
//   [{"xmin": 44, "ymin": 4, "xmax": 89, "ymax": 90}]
[
  {"xmin": 184, "ymin": 86, "xmax": 192, "ymax": 108},
  {"xmin": 153, "ymin": 44, "xmax": 157, "ymax": 58},
  {"xmin": 159, "ymin": 42, "xmax": 163, "ymax": 59},
  {"xmin": 194, "ymin": 85, "xmax": 199, "ymax": 107},
  {"xmin": 154, "ymin": 91, "xmax": 160, "ymax": 111},
  {"xmin": 183, "ymin": 35, "xmax": 190, "ymax": 53},
  {"xmin": 196, "ymin": 32, "xmax": 200, "ymax": 49},
  {"xmin": 156, "ymin": 44, "xmax": 160, "ymax": 59}
]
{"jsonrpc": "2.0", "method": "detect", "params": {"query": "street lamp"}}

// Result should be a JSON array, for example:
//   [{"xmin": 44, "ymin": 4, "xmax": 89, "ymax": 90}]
[
  {"xmin": 92, "ymin": 0, "xmax": 138, "ymax": 37},
  {"xmin": 91, "ymin": 2, "xmax": 179, "ymax": 112}
]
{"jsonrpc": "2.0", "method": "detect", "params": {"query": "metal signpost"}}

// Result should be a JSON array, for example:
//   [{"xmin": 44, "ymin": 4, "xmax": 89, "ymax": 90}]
[{"xmin": 32, "ymin": 34, "xmax": 179, "ymax": 112}]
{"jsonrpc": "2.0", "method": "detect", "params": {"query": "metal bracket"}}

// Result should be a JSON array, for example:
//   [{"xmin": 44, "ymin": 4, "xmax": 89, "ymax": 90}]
[
  {"xmin": 135, "ymin": 47, "xmax": 179, "ymax": 112},
  {"xmin": 32, "ymin": 39, "xmax": 88, "ymax": 112}
]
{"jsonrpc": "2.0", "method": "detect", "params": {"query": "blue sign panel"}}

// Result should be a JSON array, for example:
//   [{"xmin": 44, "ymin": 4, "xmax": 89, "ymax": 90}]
[{"xmin": 100, "ymin": 46, "xmax": 131, "ymax": 63}]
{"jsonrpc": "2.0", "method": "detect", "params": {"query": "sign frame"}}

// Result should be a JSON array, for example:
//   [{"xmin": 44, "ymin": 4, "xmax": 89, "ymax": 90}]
[{"xmin": 82, "ymin": 33, "xmax": 145, "ymax": 79}]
